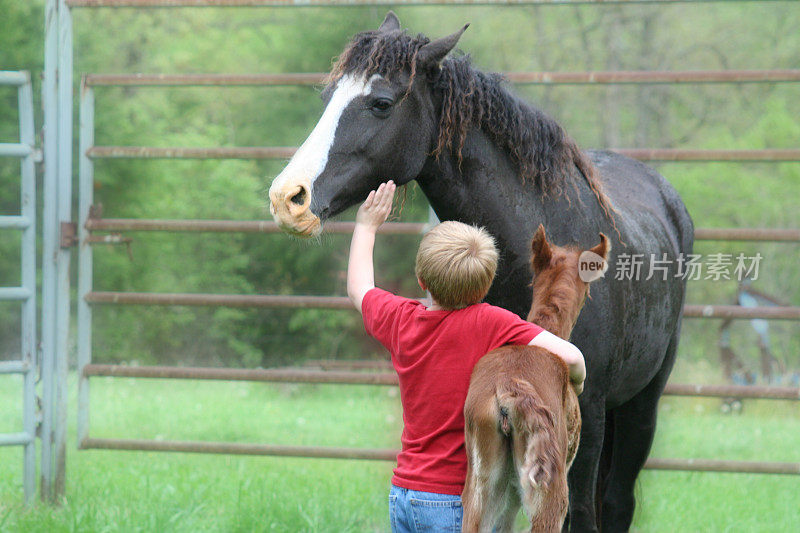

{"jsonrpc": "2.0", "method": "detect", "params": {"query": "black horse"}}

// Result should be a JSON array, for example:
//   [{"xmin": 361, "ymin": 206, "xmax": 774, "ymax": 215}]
[{"xmin": 268, "ymin": 13, "xmax": 693, "ymax": 532}]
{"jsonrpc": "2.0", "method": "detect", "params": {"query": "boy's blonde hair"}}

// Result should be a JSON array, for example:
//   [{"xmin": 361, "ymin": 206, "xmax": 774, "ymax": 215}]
[{"xmin": 415, "ymin": 221, "xmax": 499, "ymax": 310}]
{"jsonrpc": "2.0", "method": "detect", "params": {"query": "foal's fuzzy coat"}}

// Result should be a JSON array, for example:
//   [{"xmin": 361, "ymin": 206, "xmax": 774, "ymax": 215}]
[{"xmin": 462, "ymin": 225, "xmax": 610, "ymax": 532}]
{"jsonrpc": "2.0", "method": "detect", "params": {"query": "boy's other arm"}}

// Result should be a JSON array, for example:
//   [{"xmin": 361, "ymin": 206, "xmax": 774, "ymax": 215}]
[
  {"xmin": 529, "ymin": 331, "xmax": 586, "ymax": 395},
  {"xmin": 347, "ymin": 181, "xmax": 396, "ymax": 313}
]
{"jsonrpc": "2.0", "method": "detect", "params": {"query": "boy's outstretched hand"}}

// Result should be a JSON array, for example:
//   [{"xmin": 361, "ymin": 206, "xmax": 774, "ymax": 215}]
[
  {"xmin": 348, "ymin": 181, "xmax": 396, "ymax": 314},
  {"xmin": 356, "ymin": 181, "xmax": 396, "ymax": 231}
]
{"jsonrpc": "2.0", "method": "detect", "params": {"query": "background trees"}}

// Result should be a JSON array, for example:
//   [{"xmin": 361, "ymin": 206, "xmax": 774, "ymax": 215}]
[{"xmin": 0, "ymin": 2, "xmax": 797, "ymax": 378}]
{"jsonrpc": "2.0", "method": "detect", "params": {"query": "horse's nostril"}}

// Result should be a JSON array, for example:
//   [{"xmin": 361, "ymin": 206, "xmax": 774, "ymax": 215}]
[{"xmin": 290, "ymin": 188, "xmax": 307, "ymax": 207}]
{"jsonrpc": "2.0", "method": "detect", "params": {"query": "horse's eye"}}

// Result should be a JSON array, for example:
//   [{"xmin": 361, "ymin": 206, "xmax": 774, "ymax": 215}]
[{"xmin": 370, "ymin": 98, "xmax": 393, "ymax": 116}]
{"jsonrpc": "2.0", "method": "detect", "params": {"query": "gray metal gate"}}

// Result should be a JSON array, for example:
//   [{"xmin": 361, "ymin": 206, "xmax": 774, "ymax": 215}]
[{"xmin": 0, "ymin": 70, "xmax": 37, "ymax": 505}]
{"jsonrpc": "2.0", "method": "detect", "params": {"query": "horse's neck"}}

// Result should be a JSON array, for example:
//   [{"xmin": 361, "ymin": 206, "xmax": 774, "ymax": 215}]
[
  {"xmin": 527, "ymin": 293, "xmax": 580, "ymax": 340},
  {"xmin": 415, "ymin": 127, "xmax": 588, "ymax": 318},
  {"xmin": 416, "ymin": 129, "xmax": 546, "ymax": 232}
]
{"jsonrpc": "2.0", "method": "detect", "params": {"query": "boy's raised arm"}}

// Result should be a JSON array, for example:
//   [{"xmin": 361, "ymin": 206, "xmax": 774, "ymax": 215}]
[{"xmin": 347, "ymin": 181, "xmax": 396, "ymax": 313}]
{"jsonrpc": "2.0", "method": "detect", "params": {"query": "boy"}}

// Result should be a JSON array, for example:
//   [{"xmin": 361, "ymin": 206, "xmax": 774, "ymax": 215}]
[{"xmin": 347, "ymin": 181, "xmax": 585, "ymax": 532}]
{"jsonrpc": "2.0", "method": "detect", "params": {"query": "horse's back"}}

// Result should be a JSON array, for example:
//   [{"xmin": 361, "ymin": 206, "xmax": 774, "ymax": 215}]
[{"xmin": 588, "ymin": 149, "xmax": 694, "ymax": 256}]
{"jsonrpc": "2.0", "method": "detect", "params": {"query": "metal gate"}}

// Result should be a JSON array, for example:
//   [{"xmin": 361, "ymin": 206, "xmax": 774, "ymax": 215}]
[{"xmin": 0, "ymin": 70, "xmax": 37, "ymax": 504}]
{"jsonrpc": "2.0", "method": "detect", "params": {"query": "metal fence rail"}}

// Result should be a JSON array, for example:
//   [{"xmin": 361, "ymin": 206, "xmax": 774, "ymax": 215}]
[
  {"xmin": 79, "ymin": 364, "xmax": 800, "ymax": 475},
  {"xmin": 82, "ymin": 291, "xmax": 800, "ymax": 320},
  {"xmin": 83, "ymin": 363, "xmax": 800, "ymax": 400},
  {"xmin": 86, "ymin": 218, "xmax": 428, "ymax": 234},
  {"xmin": 83, "ymin": 69, "xmax": 800, "ymax": 87},
  {"xmin": 0, "ymin": 71, "xmax": 37, "ymax": 505},
  {"xmin": 85, "ymin": 218, "xmax": 800, "ymax": 242},
  {"xmin": 85, "ymin": 145, "xmax": 800, "ymax": 162},
  {"xmin": 65, "ymin": 0, "xmax": 796, "ymax": 7},
  {"xmin": 76, "ymin": 437, "xmax": 800, "ymax": 476}
]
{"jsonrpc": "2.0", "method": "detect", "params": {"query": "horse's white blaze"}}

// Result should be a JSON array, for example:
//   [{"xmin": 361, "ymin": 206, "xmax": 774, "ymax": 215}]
[{"xmin": 269, "ymin": 74, "xmax": 379, "ymax": 204}]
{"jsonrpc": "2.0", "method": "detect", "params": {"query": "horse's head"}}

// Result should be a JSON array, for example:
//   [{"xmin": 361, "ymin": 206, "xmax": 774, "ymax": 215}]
[{"xmin": 268, "ymin": 12, "xmax": 467, "ymax": 236}]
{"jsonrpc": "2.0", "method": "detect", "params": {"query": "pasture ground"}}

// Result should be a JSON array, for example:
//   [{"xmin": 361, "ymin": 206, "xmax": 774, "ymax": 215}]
[{"xmin": 1, "ymin": 361, "xmax": 798, "ymax": 532}]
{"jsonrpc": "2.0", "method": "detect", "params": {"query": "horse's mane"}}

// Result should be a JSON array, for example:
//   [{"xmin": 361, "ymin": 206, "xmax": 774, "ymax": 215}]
[{"xmin": 327, "ymin": 28, "xmax": 615, "ymax": 220}]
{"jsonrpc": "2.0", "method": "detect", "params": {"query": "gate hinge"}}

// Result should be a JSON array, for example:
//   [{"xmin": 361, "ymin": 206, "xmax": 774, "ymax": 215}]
[{"xmin": 60, "ymin": 222, "xmax": 78, "ymax": 248}]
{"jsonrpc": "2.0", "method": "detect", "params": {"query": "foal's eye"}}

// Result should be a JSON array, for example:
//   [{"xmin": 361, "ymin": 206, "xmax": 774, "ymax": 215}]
[{"xmin": 370, "ymin": 98, "xmax": 393, "ymax": 116}]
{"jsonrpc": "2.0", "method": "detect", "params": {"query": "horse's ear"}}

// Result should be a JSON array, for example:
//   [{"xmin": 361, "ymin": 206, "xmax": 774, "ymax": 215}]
[
  {"xmin": 531, "ymin": 224, "xmax": 553, "ymax": 272},
  {"xmin": 416, "ymin": 24, "xmax": 469, "ymax": 68},
  {"xmin": 589, "ymin": 233, "xmax": 611, "ymax": 262},
  {"xmin": 378, "ymin": 11, "xmax": 401, "ymax": 33}
]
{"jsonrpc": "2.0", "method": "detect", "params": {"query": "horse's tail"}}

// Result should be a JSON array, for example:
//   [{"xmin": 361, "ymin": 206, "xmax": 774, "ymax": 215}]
[{"xmin": 496, "ymin": 378, "xmax": 561, "ymax": 489}]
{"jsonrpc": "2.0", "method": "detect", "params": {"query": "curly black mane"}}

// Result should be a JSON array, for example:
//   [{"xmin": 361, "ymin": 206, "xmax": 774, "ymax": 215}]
[{"xmin": 328, "ymin": 28, "xmax": 613, "ymax": 217}]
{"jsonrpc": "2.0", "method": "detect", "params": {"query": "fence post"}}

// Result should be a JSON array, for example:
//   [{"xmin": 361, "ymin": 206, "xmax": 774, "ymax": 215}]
[
  {"xmin": 77, "ymin": 81, "xmax": 94, "ymax": 446},
  {"xmin": 40, "ymin": 0, "xmax": 60, "ymax": 503}
]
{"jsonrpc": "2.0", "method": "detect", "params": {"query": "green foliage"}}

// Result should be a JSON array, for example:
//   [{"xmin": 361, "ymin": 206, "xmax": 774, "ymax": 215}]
[{"xmin": 0, "ymin": 3, "xmax": 797, "ymax": 375}]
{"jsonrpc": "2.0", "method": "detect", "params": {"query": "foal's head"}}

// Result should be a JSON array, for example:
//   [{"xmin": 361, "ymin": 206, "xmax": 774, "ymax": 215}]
[{"xmin": 527, "ymin": 224, "xmax": 610, "ymax": 338}]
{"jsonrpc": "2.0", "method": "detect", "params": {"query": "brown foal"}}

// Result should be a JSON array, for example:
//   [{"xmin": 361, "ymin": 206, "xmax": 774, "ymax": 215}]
[{"xmin": 462, "ymin": 225, "xmax": 610, "ymax": 533}]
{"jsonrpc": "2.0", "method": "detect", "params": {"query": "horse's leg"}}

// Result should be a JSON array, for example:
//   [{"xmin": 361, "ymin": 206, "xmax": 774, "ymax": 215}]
[
  {"xmin": 600, "ymin": 334, "xmax": 679, "ymax": 532},
  {"xmin": 566, "ymin": 399, "xmax": 607, "ymax": 533},
  {"xmin": 593, "ymin": 417, "xmax": 615, "ymax": 527}
]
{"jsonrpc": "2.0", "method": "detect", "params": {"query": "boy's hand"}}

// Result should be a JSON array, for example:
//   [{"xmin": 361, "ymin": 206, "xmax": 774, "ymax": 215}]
[{"xmin": 356, "ymin": 181, "xmax": 396, "ymax": 231}]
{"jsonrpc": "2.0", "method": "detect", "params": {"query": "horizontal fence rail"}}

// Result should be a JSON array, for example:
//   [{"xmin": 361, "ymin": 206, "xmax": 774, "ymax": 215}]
[
  {"xmin": 0, "ymin": 433, "xmax": 35, "ymax": 447},
  {"xmin": 79, "ymin": 364, "xmax": 800, "ymax": 475},
  {"xmin": 80, "ymin": 437, "xmax": 399, "ymax": 460},
  {"xmin": 0, "ymin": 216, "xmax": 33, "ymax": 229},
  {"xmin": 82, "ymin": 292, "xmax": 800, "ymax": 320},
  {"xmin": 83, "ymin": 364, "xmax": 400, "ymax": 385},
  {"xmin": 0, "ymin": 361, "xmax": 31, "ymax": 375},
  {"xmin": 83, "ymin": 364, "xmax": 800, "ymax": 400},
  {"xmin": 0, "ymin": 71, "xmax": 29, "ymax": 86},
  {"xmin": 692, "ymin": 227, "xmax": 800, "ymax": 242},
  {"xmin": 77, "ymin": 437, "xmax": 800, "ymax": 475},
  {"xmin": 681, "ymin": 305, "xmax": 800, "ymax": 320},
  {"xmin": 642, "ymin": 458, "xmax": 800, "ymax": 476},
  {"xmin": 84, "ymin": 217, "xmax": 800, "ymax": 242},
  {"xmin": 86, "ymin": 146, "xmax": 800, "ymax": 162},
  {"xmin": 85, "ymin": 292, "xmax": 355, "ymax": 308},
  {"xmin": 65, "ymin": 0, "xmax": 796, "ymax": 7},
  {"xmin": 0, "ymin": 143, "xmax": 34, "ymax": 158},
  {"xmin": 83, "ymin": 70, "xmax": 800, "ymax": 87},
  {"xmin": 86, "ymin": 218, "xmax": 428, "ymax": 234}
]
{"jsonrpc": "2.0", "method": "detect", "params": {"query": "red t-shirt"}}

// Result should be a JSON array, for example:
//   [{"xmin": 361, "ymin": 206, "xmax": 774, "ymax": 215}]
[{"xmin": 362, "ymin": 288, "xmax": 544, "ymax": 495}]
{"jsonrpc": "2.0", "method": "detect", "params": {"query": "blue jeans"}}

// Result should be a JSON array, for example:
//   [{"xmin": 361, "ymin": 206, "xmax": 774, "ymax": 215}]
[{"xmin": 389, "ymin": 484, "xmax": 463, "ymax": 533}]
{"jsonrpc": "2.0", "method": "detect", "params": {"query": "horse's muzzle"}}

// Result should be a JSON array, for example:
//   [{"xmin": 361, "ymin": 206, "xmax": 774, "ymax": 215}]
[{"xmin": 268, "ymin": 182, "xmax": 321, "ymax": 237}]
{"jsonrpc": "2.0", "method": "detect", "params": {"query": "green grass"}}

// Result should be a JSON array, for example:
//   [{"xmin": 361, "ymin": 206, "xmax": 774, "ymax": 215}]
[{"xmin": 1, "ymin": 372, "xmax": 798, "ymax": 532}]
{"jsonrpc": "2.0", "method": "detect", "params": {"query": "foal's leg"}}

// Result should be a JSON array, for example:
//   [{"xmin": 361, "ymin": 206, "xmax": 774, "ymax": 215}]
[
  {"xmin": 600, "ymin": 334, "xmax": 679, "ymax": 532},
  {"xmin": 490, "ymin": 456, "xmax": 521, "ymax": 533},
  {"xmin": 529, "ymin": 474, "xmax": 569, "ymax": 533},
  {"xmin": 463, "ymin": 410, "xmax": 507, "ymax": 532}
]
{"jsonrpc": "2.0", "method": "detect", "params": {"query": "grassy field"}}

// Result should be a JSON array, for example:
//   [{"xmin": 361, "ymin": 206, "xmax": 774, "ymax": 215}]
[{"xmin": 1, "ymin": 369, "xmax": 799, "ymax": 532}]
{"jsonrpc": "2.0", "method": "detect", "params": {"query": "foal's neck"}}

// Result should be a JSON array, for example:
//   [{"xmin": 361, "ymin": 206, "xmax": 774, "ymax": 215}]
[{"xmin": 526, "ymin": 278, "xmax": 584, "ymax": 341}]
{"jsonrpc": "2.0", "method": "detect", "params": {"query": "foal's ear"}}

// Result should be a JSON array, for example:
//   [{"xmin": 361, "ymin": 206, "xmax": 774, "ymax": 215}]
[
  {"xmin": 378, "ymin": 11, "xmax": 401, "ymax": 33},
  {"xmin": 589, "ymin": 233, "xmax": 611, "ymax": 262},
  {"xmin": 530, "ymin": 224, "xmax": 553, "ymax": 272},
  {"xmin": 417, "ymin": 24, "xmax": 469, "ymax": 68}
]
